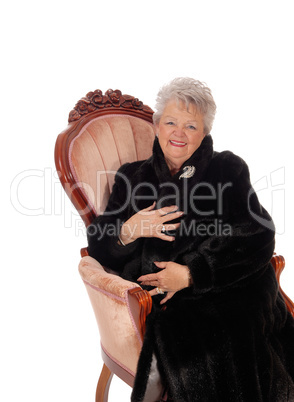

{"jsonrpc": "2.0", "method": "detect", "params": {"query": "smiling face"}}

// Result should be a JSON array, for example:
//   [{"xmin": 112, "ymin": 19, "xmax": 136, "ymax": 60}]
[{"xmin": 156, "ymin": 100, "xmax": 205, "ymax": 174}]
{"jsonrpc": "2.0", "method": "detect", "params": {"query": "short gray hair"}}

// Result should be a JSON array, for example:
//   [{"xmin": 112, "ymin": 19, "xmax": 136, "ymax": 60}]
[{"xmin": 153, "ymin": 77, "xmax": 216, "ymax": 135}]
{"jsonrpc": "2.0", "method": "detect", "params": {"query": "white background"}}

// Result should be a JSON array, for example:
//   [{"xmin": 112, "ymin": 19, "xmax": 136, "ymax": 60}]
[{"xmin": 2, "ymin": 0, "xmax": 294, "ymax": 401}]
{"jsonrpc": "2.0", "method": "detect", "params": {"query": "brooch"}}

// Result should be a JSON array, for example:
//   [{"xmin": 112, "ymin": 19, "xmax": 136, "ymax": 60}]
[{"xmin": 179, "ymin": 166, "xmax": 196, "ymax": 179}]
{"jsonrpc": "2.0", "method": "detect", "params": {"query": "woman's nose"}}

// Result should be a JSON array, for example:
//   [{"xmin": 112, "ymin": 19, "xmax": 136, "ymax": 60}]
[{"xmin": 174, "ymin": 126, "xmax": 185, "ymax": 136}]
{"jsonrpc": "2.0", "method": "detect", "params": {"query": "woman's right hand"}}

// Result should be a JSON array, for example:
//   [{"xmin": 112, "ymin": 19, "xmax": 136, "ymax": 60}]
[{"xmin": 119, "ymin": 202, "xmax": 184, "ymax": 245}]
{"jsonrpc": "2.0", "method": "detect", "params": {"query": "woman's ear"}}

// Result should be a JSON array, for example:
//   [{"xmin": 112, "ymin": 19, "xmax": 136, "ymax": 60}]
[{"xmin": 155, "ymin": 123, "xmax": 159, "ymax": 137}]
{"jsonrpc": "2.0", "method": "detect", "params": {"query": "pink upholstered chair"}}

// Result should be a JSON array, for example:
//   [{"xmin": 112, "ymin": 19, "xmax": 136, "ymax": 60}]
[
  {"xmin": 55, "ymin": 89, "xmax": 156, "ymax": 401},
  {"xmin": 55, "ymin": 88, "xmax": 294, "ymax": 402}
]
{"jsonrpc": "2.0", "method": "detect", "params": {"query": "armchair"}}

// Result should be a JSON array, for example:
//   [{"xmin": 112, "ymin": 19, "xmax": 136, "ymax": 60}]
[
  {"xmin": 55, "ymin": 89, "xmax": 156, "ymax": 401},
  {"xmin": 55, "ymin": 88, "xmax": 294, "ymax": 402}
]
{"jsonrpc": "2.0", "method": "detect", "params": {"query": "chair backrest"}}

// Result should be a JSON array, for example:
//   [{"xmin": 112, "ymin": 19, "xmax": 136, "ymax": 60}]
[{"xmin": 55, "ymin": 89, "xmax": 156, "ymax": 227}]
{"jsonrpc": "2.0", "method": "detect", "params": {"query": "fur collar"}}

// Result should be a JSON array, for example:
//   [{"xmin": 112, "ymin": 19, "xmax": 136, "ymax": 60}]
[{"xmin": 151, "ymin": 134, "xmax": 214, "ymax": 186}]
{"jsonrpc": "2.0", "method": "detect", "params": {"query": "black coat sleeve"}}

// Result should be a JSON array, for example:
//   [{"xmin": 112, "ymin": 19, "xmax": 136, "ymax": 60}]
[
  {"xmin": 182, "ymin": 152, "xmax": 275, "ymax": 293},
  {"xmin": 87, "ymin": 163, "xmax": 143, "ymax": 272}
]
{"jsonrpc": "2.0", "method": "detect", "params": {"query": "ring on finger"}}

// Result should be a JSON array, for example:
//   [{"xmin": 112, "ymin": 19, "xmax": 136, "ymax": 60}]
[
  {"xmin": 156, "ymin": 287, "xmax": 164, "ymax": 295},
  {"xmin": 161, "ymin": 225, "xmax": 166, "ymax": 233}
]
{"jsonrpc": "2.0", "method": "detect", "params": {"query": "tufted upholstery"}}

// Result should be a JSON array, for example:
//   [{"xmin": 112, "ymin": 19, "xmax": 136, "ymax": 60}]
[{"xmin": 68, "ymin": 115, "xmax": 155, "ymax": 216}]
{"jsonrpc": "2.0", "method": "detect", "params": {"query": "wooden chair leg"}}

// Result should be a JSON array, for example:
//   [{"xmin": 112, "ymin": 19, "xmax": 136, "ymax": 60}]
[{"xmin": 96, "ymin": 363, "xmax": 114, "ymax": 402}]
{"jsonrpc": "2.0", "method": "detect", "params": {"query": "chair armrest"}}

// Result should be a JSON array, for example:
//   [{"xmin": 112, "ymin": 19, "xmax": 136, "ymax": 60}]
[
  {"xmin": 271, "ymin": 254, "xmax": 294, "ymax": 317},
  {"xmin": 128, "ymin": 287, "xmax": 152, "ymax": 340},
  {"xmin": 79, "ymin": 256, "xmax": 141, "ymax": 297},
  {"xmin": 78, "ymin": 256, "xmax": 152, "ymax": 339},
  {"xmin": 79, "ymin": 256, "xmax": 152, "ymax": 374},
  {"xmin": 80, "ymin": 247, "xmax": 89, "ymax": 257}
]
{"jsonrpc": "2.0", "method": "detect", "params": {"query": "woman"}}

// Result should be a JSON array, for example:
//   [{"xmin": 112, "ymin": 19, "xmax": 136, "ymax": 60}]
[{"xmin": 87, "ymin": 78, "xmax": 294, "ymax": 401}]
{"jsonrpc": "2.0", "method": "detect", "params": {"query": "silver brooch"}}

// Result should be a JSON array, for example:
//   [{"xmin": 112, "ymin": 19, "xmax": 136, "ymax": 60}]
[{"xmin": 179, "ymin": 166, "xmax": 196, "ymax": 179}]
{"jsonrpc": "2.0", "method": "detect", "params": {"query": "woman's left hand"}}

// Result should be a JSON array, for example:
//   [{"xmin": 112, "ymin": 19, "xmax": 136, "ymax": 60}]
[{"xmin": 138, "ymin": 261, "xmax": 191, "ymax": 304}]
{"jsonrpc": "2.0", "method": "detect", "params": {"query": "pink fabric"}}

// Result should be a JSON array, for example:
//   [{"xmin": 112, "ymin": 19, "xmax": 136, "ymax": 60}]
[
  {"xmin": 79, "ymin": 256, "xmax": 143, "ymax": 373},
  {"xmin": 101, "ymin": 343, "xmax": 136, "ymax": 377},
  {"xmin": 68, "ymin": 115, "xmax": 155, "ymax": 216},
  {"xmin": 79, "ymin": 256, "xmax": 140, "ymax": 298},
  {"xmin": 72, "ymin": 114, "xmax": 155, "ymax": 374}
]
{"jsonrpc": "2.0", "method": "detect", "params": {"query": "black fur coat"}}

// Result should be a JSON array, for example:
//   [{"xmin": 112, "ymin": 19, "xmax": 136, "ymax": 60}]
[{"xmin": 88, "ymin": 135, "xmax": 294, "ymax": 401}]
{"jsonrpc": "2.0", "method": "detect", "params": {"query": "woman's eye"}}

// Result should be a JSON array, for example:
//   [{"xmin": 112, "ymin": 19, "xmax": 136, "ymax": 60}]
[
  {"xmin": 166, "ymin": 121, "xmax": 175, "ymax": 125},
  {"xmin": 187, "ymin": 125, "xmax": 196, "ymax": 130}
]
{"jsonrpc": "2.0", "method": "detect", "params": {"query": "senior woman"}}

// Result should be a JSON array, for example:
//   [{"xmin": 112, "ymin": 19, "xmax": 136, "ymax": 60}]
[{"xmin": 87, "ymin": 78, "xmax": 294, "ymax": 401}]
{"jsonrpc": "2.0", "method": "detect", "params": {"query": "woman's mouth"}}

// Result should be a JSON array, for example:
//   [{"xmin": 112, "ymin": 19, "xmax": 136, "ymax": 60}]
[{"xmin": 170, "ymin": 140, "xmax": 187, "ymax": 147}]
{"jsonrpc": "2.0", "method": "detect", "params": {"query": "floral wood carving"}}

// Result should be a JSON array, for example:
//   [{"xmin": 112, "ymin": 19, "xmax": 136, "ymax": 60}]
[{"xmin": 68, "ymin": 89, "xmax": 154, "ymax": 123}]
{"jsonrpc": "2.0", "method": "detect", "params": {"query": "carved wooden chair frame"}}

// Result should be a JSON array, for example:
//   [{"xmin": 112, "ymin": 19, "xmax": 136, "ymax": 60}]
[{"xmin": 55, "ymin": 89, "xmax": 294, "ymax": 401}]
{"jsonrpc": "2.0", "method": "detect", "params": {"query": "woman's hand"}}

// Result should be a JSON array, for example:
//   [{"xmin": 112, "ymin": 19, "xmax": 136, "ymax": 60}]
[
  {"xmin": 119, "ymin": 202, "xmax": 183, "ymax": 245},
  {"xmin": 138, "ymin": 261, "xmax": 191, "ymax": 304}
]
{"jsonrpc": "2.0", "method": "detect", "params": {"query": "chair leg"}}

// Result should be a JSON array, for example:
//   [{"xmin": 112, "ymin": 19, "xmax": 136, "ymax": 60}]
[{"xmin": 95, "ymin": 363, "xmax": 114, "ymax": 402}]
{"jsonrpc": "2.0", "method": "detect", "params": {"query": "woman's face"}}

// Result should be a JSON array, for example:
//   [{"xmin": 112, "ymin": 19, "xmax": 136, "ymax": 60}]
[{"xmin": 156, "ymin": 100, "xmax": 205, "ymax": 172}]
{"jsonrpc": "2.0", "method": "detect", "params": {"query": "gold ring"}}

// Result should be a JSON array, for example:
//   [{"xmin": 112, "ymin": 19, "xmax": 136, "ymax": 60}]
[{"xmin": 156, "ymin": 287, "xmax": 164, "ymax": 295}]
